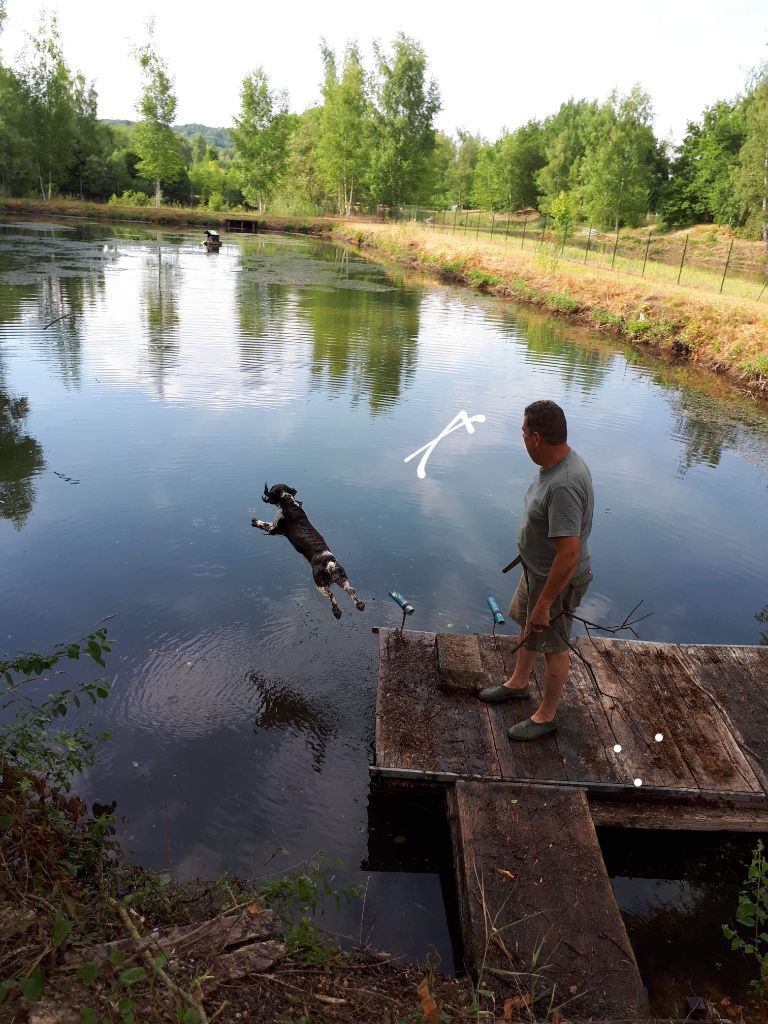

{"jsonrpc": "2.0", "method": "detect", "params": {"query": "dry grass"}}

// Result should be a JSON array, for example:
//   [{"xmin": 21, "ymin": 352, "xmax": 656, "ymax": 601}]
[{"xmin": 332, "ymin": 222, "xmax": 768, "ymax": 396}]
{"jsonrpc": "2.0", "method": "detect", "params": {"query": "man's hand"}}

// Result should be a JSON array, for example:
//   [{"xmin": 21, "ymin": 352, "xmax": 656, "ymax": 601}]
[{"xmin": 530, "ymin": 599, "xmax": 552, "ymax": 632}]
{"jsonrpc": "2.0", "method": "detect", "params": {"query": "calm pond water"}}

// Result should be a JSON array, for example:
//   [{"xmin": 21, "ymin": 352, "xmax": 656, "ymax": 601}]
[{"xmin": 1, "ymin": 219, "xmax": 768, "ymax": 1007}]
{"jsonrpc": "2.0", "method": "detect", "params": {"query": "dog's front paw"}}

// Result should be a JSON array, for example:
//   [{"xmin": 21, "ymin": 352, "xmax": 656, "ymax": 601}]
[
  {"xmin": 356, "ymin": 601, "xmax": 366, "ymax": 611},
  {"xmin": 332, "ymin": 605, "xmax": 342, "ymax": 620},
  {"xmin": 251, "ymin": 518, "xmax": 262, "ymax": 528}
]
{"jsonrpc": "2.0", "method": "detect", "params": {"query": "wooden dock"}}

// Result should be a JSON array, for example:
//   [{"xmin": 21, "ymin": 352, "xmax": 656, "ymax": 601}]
[{"xmin": 372, "ymin": 628, "xmax": 768, "ymax": 1018}]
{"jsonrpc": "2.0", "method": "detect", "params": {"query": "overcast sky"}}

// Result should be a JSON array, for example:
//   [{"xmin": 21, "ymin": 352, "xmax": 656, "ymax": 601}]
[{"xmin": 2, "ymin": 0, "xmax": 767, "ymax": 145}]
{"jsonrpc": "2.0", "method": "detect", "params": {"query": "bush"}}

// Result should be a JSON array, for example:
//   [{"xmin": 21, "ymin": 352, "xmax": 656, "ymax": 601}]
[{"xmin": 108, "ymin": 190, "xmax": 152, "ymax": 207}]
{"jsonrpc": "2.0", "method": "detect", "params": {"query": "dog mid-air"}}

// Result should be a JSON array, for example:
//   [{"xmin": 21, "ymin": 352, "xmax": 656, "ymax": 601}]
[{"xmin": 251, "ymin": 483, "xmax": 365, "ymax": 620}]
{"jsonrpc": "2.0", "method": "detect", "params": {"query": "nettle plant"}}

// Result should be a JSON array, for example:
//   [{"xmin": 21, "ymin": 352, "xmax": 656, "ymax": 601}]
[
  {"xmin": 723, "ymin": 839, "xmax": 768, "ymax": 996},
  {"xmin": 0, "ymin": 627, "xmax": 113, "ymax": 795}
]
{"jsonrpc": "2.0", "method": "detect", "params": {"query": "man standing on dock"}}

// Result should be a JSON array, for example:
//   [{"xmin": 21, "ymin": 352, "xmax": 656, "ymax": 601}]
[{"xmin": 478, "ymin": 400, "xmax": 593, "ymax": 741}]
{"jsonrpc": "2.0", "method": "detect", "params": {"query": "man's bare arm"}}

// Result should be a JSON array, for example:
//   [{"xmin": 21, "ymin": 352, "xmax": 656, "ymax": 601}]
[{"xmin": 530, "ymin": 535, "xmax": 580, "ymax": 631}]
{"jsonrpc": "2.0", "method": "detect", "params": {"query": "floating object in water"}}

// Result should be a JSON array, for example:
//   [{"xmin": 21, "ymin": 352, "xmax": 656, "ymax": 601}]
[
  {"xmin": 203, "ymin": 229, "xmax": 221, "ymax": 251},
  {"xmin": 389, "ymin": 590, "xmax": 414, "ymax": 632}
]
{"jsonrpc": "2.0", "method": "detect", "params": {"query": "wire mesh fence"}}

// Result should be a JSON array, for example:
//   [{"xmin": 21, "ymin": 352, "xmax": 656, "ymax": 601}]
[{"xmin": 382, "ymin": 206, "xmax": 768, "ymax": 302}]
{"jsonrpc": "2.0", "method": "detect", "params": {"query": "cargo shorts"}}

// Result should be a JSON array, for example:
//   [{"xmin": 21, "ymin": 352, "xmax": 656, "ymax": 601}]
[{"xmin": 508, "ymin": 565, "xmax": 593, "ymax": 654}]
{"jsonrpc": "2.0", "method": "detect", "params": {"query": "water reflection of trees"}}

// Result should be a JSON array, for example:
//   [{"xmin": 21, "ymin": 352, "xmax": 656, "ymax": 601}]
[
  {"xmin": 666, "ymin": 390, "xmax": 758, "ymax": 474},
  {"xmin": 302, "ymin": 287, "xmax": 420, "ymax": 413},
  {"xmin": 517, "ymin": 314, "xmax": 612, "ymax": 396},
  {"xmin": 141, "ymin": 242, "xmax": 180, "ymax": 398},
  {"xmin": 38, "ymin": 274, "xmax": 104, "ymax": 388},
  {"xmin": 0, "ymin": 373, "xmax": 45, "ymax": 529},
  {"xmin": 235, "ymin": 274, "xmax": 288, "ymax": 378},
  {"xmin": 247, "ymin": 672, "xmax": 336, "ymax": 773}
]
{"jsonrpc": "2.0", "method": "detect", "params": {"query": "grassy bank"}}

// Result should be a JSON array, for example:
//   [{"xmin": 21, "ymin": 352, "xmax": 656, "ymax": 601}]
[
  {"xmin": 330, "ymin": 222, "xmax": 768, "ymax": 396},
  {"xmin": 0, "ymin": 196, "xmax": 337, "ymax": 234}
]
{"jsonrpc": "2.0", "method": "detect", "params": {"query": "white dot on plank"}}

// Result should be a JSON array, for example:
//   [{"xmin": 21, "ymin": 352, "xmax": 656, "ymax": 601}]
[
  {"xmin": 655, "ymin": 733, "xmax": 663, "ymax": 742},
  {"xmin": 633, "ymin": 778, "xmax": 643, "ymax": 787},
  {"xmin": 613, "ymin": 744, "xmax": 622, "ymax": 753}
]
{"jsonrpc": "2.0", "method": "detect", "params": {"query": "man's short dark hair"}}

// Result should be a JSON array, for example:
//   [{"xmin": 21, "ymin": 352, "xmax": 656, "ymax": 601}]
[{"xmin": 524, "ymin": 400, "xmax": 567, "ymax": 445}]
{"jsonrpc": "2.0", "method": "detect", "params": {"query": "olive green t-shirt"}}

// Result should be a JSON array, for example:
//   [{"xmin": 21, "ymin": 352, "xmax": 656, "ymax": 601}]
[{"xmin": 516, "ymin": 449, "xmax": 593, "ymax": 578}]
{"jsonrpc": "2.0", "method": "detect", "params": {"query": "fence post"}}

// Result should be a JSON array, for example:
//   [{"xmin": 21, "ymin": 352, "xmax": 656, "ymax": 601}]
[
  {"xmin": 611, "ymin": 225, "xmax": 620, "ymax": 269},
  {"xmin": 539, "ymin": 215, "xmax": 547, "ymax": 248},
  {"xmin": 719, "ymin": 238, "xmax": 734, "ymax": 293},
  {"xmin": 464, "ymin": 209, "xmax": 470, "ymax": 235},
  {"xmin": 475, "ymin": 210, "xmax": 481, "ymax": 239},
  {"xmin": 490, "ymin": 211, "xmax": 496, "ymax": 240},
  {"xmin": 677, "ymin": 234, "xmax": 689, "ymax": 285},
  {"xmin": 504, "ymin": 211, "xmax": 511, "ymax": 245},
  {"xmin": 584, "ymin": 225, "xmax": 592, "ymax": 264},
  {"xmin": 442, "ymin": 209, "xmax": 447, "ymax": 229},
  {"xmin": 452, "ymin": 207, "xmax": 458, "ymax": 234},
  {"xmin": 641, "ymin": 229, "xmax": 652, "ymax": 277},
  {"xmin": 757, "ymin": 278, "xmax": 768, "ymax": 302},
  {"xmin": 521, "ymin": 216, "xmax": 528, "ymax": 250}
]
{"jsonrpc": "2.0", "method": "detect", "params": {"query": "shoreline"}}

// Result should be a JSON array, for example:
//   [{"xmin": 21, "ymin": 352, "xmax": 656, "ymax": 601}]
[
  {"xmin": 329, "ymin": 222, "xmax": 768, "ymax": 401},
  {"xmin": 3, "ymin": 198, "xmax": 767, "ymax": 400}
]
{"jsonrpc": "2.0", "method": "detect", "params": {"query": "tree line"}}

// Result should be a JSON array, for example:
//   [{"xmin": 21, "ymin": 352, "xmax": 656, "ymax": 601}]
[{"xmin": 1, "ymin": 6, "xmax": 767, "ymax": 246}]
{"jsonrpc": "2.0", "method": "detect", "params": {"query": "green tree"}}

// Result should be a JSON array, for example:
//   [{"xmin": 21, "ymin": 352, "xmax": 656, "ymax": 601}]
[
  {"xmin": 579, "ymin": 86, "xmax": 657, "ymax": 230},
  {"xmin": 471, "ymin": 141, "xmax": 499, "ymax": 209},
  {"xmin": 736, "ymin": 68, "xmax": 768, "ymax": 250},
  {"xmin": 496, "ymin": 121, "xmax": 546, "ymax": 211},
  {"xmin": 447, "ymin": 130, "xmax": 482, "ymax": 208},
  {"xmin": 189, "ymin": 145, "xmax": 229, "ymax": 207},
  {"xmin": 279, "ymin": 106, "xmax": 329, "ymax": 213},
  {"xmin": 659, "ymin": 122, "xmax": 710, "ymax": 227},
  {"xmin": 17, "ymin": 12, "xmax": 77, "ymax": 200},
  {"xmin": 0, "ymin": 64, "xmax": 34, "ymax": 195},
  {"xmin": 696, "ymin": 99, "xmax": 746, "ymax": 225},
  {"xmin": 231, "ymin": 67, "xmax": 292, "ymax": 213},
  {"xmin": 133, "ymin": 22, "xmax": 183, "ymax": 206},
  {"xmin": 367, "ymin": 33, "xmax": 441, "ymax": 208},
  {"xmin": 423, "ymin": 130, "xmax": 456, "ymax": 207},
  {"xmin": 536, "ymin": 98, "xmax": 598, "ymax": 212},
  {"xmin": 317, "ymin": 42, "xmax": 370, "ymax": 215}
]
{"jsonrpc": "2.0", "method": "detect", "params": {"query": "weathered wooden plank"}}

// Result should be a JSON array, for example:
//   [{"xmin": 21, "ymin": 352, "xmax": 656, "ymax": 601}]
[
  {"xmin": 449, "ymin": 781, "xmax": 648, "ymax": 1018},
  {"xmin": 572, "ymin": 638, "xmax": 685, "ymax": 790},
  {"xmin": 376, "ymin": 629, "xmax": 500, "ymax": 779},
  {"xmin": 589, "ymin": 796, "xmax": 768, "ymax": 831},
  {"xmin": 677, "ymin": 644, "xmax": 768, "ymax": 795},
  {"xmin": 475, "ymin": 635, "xmax": 537, "ymax": 783},
  {"xmin": 596, "ymin": 639, "xmax": 705, "ymax": 788},
  {"xmin": 661, "ymin": 644, "xmax": 762, "ymax": 793}
]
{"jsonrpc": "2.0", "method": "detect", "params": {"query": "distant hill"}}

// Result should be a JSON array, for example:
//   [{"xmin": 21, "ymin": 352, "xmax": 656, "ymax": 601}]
[{"xmin": 100, "ymin": 120, "xmax": 233, "ymax": 148}]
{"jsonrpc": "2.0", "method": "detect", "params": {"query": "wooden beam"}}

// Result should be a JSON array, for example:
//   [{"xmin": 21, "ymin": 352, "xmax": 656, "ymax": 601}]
[{"xmin": 589, "ymin": 797, "xmax": 768, "ymax": 832}]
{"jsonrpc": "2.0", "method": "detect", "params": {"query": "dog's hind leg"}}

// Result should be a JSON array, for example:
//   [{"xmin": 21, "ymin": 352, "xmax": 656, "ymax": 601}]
[
  {"xmin": 317, "ymin": 584, "xmax": 342, "ymax": 620},
  {"xmin": 341, "ymin": 579, "xmax": 365, "ymax": 611}
]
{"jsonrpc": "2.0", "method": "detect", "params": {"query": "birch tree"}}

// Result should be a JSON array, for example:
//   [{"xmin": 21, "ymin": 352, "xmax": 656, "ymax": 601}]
[
  {"xmin": 231, "ymin": 68, "xmax": 292, "ymax": 213},
  {"xmin": 368, "ymin": 34, "xmax": 441, "ymax": 209},
  {"xmin": 18, "ymin": 13, "xmax": 76, "ymax": 200},
  {"xmin": 133, "ymin": 22, "xmax": 183, "ymax": 207},
  {"xmin": 317, "ymin": 42, "xmax": 370, "ymax": 215}
]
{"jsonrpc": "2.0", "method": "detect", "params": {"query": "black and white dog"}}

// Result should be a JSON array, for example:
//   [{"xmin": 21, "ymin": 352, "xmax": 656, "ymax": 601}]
[{"xmin": 251, "ymin": 483, "xmax": 365, "ymax": 620}]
